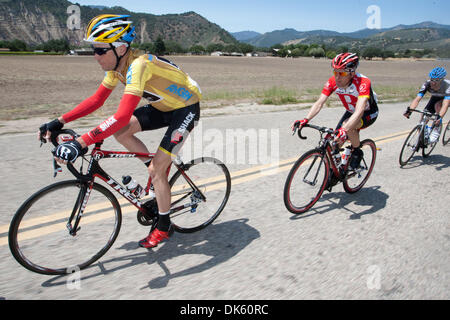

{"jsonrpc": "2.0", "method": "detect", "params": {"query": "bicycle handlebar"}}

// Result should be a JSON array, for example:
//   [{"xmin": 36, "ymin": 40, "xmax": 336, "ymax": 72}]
[
  {"xmin": 406, "ymin": 107, "xmax": 439, "ymax": 118},
  {"xmin": 39, "ymin": 129, "xmax": 90, "ymax": 180},
  {"xmin": 296, "ymin": 123, "xmax": 334, "ymax": 140}
]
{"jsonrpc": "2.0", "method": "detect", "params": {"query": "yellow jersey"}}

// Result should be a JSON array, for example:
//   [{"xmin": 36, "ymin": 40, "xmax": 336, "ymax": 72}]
[{"xmin": 102, "ymin": 50, "xmax": 202, "ymax": 112}]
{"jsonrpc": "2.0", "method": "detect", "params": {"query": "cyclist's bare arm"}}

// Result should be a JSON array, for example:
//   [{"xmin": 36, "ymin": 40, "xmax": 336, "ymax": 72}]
[
  {"xmin": 342, "ymin": 96, "xmax": 368, "ymax": 131},
  {"xmin": 409, "ymin": 95, "xmax": 422, "ymax": 111},
  {"xmin": 306, "ymin": 93, "xmax": 329, "ymax": 120},
  {"xmin": 440, "ymin": 98, "xmax": 449, "ymax": 118}
]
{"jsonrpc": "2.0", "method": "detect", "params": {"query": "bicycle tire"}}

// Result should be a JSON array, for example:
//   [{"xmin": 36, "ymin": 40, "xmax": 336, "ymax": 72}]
[
  {"xmin": 343, "ymin": 139, "xmax": 377, "ymax": 194},
  {"xmin": 9, "ymin": 180, "xmax": 122, "ymax": 276},
  {"xmin": 399, "ymin": 125, "xmax": 422, "ymax": 166},
  {"xmin": 168, "ymin": 157, "xmax": 231, "ymax": 233},
  {"xmin": 443, "ymin": 121, "xmax": 450, "ymax": 146},
  {"xmin": 283, "ymin": 149, "xmax": 330, "ymax": 214},
  {"xmin": 422, "ymin": 124, "xmax": 441, "ymax": 157}
]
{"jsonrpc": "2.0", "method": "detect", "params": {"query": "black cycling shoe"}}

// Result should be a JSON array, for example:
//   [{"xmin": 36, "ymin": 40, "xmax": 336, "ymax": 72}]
[{"xmin": 349, "ymin": 148, "xmax": 363, "ymax": 169}]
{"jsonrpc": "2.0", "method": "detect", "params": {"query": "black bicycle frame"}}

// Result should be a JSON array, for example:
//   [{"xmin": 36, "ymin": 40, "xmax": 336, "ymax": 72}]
[{"xmin": 63, "ymin": 141, "xmax": 204, "ymax": 236}]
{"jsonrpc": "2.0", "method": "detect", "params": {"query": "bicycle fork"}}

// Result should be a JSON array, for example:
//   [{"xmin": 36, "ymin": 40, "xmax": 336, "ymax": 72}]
[
  {"xmin": 303, "ymin": 154, "xmax": 324, "ymax": 186},
  {"xmin": 66, "ymin": 182, "xmax": 93, "ymax": 236}
]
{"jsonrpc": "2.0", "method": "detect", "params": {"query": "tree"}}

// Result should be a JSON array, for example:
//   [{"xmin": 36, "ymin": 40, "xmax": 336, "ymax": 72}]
[
  {"xmin": 165, "ymin": 41, "xmax": 186, "ymax": 54},
  {"xmin": 291, "ymin": 48, "xmax": 302, "ymax": 57},
  {"xmin": 189, "ymin": 45, "xmax": 205, "ymax": 55},
  {"xmin": 154, "ymin": 36, "xmax": 166, "ymax": 55},
  {"xmin": 362, "ymin": 47, "xmax": 383, "ymax": 60},
  {"xmin": 326, "ymin": 50, "xmax": 337, "ymax": 59},
  {"xmin": 6, "ymin": 39, "xmax": 28, "ymax": 51},
  {"xmin": 239, "ymin": 43, "xmax": 254, "ymax": 54},
  {"xmin": 206, "ymin": 43, "xmax": 224, "ymax": 53},
  {"xmin": 337, "ymin": 46, "xmax": 349, "ymax": 54},
  {"xmin": 139, "ymin": 42, "xmax": 155, "ymax": 53},
  {"xmin": 308, "ymin": 47, "xmax": 325, "ymax": 58}
]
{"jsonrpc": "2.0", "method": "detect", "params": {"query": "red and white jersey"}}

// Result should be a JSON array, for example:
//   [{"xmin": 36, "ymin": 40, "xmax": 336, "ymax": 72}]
[{"xmin": 322, "ymin": 73, "xmax": 377, "ymax": 113}]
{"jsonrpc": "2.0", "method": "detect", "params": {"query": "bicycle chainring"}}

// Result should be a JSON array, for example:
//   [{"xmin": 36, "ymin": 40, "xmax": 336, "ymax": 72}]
[{"xmin": 137, "ymin": 199, "xmax": 159, "ymax": 226}]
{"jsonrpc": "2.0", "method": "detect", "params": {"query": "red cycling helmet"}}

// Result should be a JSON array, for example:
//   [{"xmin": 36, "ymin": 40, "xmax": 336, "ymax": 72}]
[{"xmin": 331, "ymin": 53, "xmax": 359, "ymax": 72}]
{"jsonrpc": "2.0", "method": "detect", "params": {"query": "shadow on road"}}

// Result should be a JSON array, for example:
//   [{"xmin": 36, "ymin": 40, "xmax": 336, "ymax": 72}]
[
  {"xmin": 400, "ymin": 153, "xmax": 450, "ymax": 171},
  {"xmin": 42, "ymin": 218, "xmax": 259, "ymax": 289},
  {"xmin": 289, "ymin": 185, "xmax": 388, "ymax": 220}
]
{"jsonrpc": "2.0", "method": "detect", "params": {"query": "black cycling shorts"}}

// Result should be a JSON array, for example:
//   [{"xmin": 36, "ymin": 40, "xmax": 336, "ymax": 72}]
[
  {"xmin": 336, "ymin": 108, "xmax": 378, "ymax": 131},
  {"xmin": 424, "ymin": 96, "xmax": 444, "ymax": 114},
  {"xmin": 133, "ymin": 103, "xmax": 200, "ymax": 156}
]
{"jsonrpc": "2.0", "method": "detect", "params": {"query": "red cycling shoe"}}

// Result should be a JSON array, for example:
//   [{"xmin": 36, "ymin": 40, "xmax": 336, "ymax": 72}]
[{"xmin": 139, "ymin": 227, "xmax": 173, "ymax": 249}]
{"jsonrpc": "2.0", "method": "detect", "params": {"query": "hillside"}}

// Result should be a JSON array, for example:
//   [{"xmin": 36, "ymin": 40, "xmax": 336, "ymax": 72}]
[
  {"xmin": 282, "ymin": 28, "xmax": 450, "ymax": 57},
  {"xmin": 243, "ymin": 22, "xmax": 450, "ymax": 57},
  {"xmin": 0, "ymin": 0, "xmax": 237, "ymax": 48}
]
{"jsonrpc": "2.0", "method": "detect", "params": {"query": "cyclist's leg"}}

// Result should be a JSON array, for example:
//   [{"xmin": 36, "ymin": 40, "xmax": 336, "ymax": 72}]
[
  {"xmin": 348, "ymin": 108, "xmax": 378, "ymax": 168},
  {"xmin": 140, "ymin": 103, "xmax": 200, "ymax": 247},
  {"xmin": 336, "ymin": 111, "xmax": 362, "ymax": 148},
  {"xmin": 114, "ymin": 104, "xmax": 169, "ymax": 162}
]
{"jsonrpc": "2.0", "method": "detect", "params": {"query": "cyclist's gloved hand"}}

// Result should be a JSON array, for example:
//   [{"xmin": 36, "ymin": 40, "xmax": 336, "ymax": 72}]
[
  {"xmin": 39, "ymin": 119, "xmax": 64, "ymax": 143},
  {"xmin": 435, "ymin": 115, "xmax": 442, "ymax": 126},
  {"xmin": 403, "ymin": 107, "xmax": 412, "ymax": 119},
  {"xmin": 292, "ymin": 118, "xmax": 309, "ymax": 131},
  {"xmin": 335, "ymin": 127, "xmax": 348, "ymax": 144},
  {"xmin": 52, "ymin": 140, "xmax": 87, "ymax": 164}
]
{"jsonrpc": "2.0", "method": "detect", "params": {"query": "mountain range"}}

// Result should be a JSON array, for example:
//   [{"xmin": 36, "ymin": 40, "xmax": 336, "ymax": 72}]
[
  {"xmin": 0, "ymin": 0, "xmax": 237, "ymax": 48},
  {"xmin": 232, "ymin": 22, "xmax": 450, "ymax": 55}
]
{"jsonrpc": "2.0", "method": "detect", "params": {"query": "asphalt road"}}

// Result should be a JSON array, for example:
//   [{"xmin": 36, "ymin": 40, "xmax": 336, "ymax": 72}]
[{"xmin": 0, "ymin": 102, "xmax": 449, "ymax": 300}]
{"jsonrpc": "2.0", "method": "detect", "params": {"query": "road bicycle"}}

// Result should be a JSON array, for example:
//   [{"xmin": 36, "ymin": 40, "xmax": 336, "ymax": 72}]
[
  {"xmin": 9, "ymin": 129, "xmax": 231, "ymax": 275},
  {"xmin": 399, "ymin": 109, "xmax": 442, "ymax": 166},
  {"xmin": 442, "ymin": 119, "xmax": 450, "ymax": 146},
  {"xmin": 284, "ymin": 124, "xmax": 377, "ymax": 214}
]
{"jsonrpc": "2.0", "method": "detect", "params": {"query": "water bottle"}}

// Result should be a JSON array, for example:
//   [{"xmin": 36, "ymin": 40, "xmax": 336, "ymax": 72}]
[
  {"xmin": 430, "ymin": 126, "xmax": 440, "ymax": 143},
  {"xmin": 332, "ymin": 150, "xmax": 341, "ymax": 167},
  {"xmin": 341, "ymin": 147, "xmax": 352, "ymax": 166},
  {"xmin": 122, "ymin": 175, "xmax": 145, "ymax": 198},
  {"xmin": 425, "ymin": 125, "xmax": 431, "ymax": 139}
]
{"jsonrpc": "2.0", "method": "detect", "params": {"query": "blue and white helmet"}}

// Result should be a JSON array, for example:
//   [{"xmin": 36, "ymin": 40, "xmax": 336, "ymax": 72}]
[{"xmin": 429, "ymin": 67, "xmax": 447, "ymax": 79}]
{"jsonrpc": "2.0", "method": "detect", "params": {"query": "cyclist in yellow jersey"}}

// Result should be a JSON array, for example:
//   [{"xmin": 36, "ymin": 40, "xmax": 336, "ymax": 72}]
[{"xmin": 39, "ymin": 14, "xmax": 202, "ymax": 248}]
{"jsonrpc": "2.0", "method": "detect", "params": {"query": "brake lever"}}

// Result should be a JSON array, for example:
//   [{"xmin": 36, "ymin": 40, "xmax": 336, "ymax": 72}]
[{"xmin": 53, "ymin": 158, "xmax": 62, "ymax": 177}]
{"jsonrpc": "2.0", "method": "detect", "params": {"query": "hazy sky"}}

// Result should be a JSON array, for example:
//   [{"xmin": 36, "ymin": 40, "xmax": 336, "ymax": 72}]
[{"xmin": 72, "ymin": 0, "xmax": 450, "ymax": 33}]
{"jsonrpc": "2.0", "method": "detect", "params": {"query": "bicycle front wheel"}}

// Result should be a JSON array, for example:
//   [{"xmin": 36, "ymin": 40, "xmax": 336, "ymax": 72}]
[
  {"xmin": 343, "ymin": 139, "xmax": 377, "ymax": 194},
  {"xmin": 9, "ymin": 180, "xmax": 122, "ymax": 276},
  {"xmin": 399, "ymin": 125, "xmax": 422, "ymax": 166},
  {"xmin": 283, "ymin": 149, "xmax": 330, "ymax": 214},
  {"xmin": 169, "ymin": 157, "xmax": 231, "ymax": 233},
  {"xmin": 443, "ymin": 121, "xmax": 450, "ymax": 146}
]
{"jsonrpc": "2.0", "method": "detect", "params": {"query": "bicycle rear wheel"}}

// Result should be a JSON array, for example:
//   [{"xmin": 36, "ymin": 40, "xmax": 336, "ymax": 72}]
[
  {"xmin": 399, "ymin": 125, "xmax": 422, "ymax": 166},
  {"xmin": 423, "ymin": 124, "xmax": 441, "ymax": 157},
  {"xmin": 9, "ymin": 180, "xmax": 122, "ymax": 276},
  {"xmin": 169, "ymin": 157, "xmax": 231, "ymax": 233},
  {"xmin": 343, "ymin": 139, "xmax": 377, "ymax": 194},
  {"xmin": 443, "ymin": 121, "xmax": 450, "ymax": 146},
  {"xmin": 283, "ymin": 149, "xmax": 330, "ymax": 214}
]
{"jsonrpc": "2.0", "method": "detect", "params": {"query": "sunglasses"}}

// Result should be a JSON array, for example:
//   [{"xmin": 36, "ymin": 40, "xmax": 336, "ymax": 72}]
[
  {"xmin": 430, "ymin": 78, "xmax": 443, "ymax": 83},
  {"xmin": 333, "ymin": 70, "xmax": 351, "ymax": 77},
  {"xmin": 92, "ymin": 46, "xmax": 114, "ymax": 55}
]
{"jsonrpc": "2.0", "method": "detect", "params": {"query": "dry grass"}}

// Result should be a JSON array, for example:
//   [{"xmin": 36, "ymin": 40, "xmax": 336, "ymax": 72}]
[{"xmin": 0, "ymin": 55, "xmax": 446, "ymax": 120}]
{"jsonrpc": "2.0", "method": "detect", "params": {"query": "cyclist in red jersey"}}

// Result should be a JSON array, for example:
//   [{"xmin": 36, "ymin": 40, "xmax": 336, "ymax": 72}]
[
  {"xmin": 38, "ymin": 15, "xmax": 202, "ymax": 249},
  {"xmin": 293, "ymin": 53, "xmax": 379, "ymax": 168}
]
